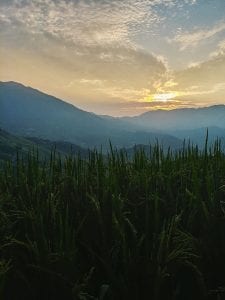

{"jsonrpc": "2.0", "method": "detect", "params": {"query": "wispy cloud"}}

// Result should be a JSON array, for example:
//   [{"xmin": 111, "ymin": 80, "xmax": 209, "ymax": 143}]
[
  {"xmin": 170, "ymin": 22, "xmax": 225, "ymax": 50},
  {"xmin": 210, "ymin": 38, "xmax": 225, "ymax": 57},
  {"xmin": 81, "ymin": 99, "xmax": 190, "ymax": 116},
  {"xmin": 166, "ymin": 52, "xmax": 225, "ymax": 106}
]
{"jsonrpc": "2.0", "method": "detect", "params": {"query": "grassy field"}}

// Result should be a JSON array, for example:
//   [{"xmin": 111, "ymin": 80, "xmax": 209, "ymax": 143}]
[{"xmin": 0, "ymin": 140, "xmax": 225, "ymax": 299}]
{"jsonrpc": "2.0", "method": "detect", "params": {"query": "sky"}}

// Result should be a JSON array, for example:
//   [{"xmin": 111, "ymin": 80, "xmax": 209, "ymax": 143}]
[{"xmin": 0, "ymin": 0, "xmax": 225, "ymax": 116}]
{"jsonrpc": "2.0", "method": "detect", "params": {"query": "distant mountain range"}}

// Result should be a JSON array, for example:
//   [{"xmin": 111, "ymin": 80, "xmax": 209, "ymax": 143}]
[
  {"xmin": 121, "ymin": 105, "xmax": 225, "ymax": 131},
  {"xmin": 0, "ymin": 81, "xmax": 183, "ymax": 150},
  {"xmin": 120, "ymin": 105, "xmax": 225, "ymax": 148},
  {"xmin": 0, "ymin": 81, "xmax": 225, "ymax": 156}
]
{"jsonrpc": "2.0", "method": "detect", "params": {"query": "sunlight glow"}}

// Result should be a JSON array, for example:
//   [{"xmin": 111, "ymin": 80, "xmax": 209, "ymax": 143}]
[{"xmin": 153, "ymin": 93, "xmax": 177, "ymax": 102}]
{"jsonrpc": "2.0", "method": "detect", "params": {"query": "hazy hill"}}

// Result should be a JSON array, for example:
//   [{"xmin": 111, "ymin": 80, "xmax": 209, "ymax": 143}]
[
  {"xmin": 168, "ymin": 126, "xmax": 225, "ymax": 147},
  {"xmin": 27, "ymin": 137, "xmax": 90, "ymax": 158},
  {"xmin": 121, "ymin": 105, "xmax": 225, "ymax": 131},
  {"xmin": 0, "ymin": 128, "xmax": 90, "ymax": 162},
  {"xmin": 0, "ymin": 128, "xmax": 46, "ymax": 161},
  {"xmin": 0, "ymin": 81, "xmax": 183, "ymax": 150}
]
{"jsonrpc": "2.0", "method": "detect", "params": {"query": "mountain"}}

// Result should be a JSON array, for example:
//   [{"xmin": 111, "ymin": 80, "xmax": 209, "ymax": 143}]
[
  {"xmin": 27, "ymin": 137, "xmax": 90, "ymax": 157},
  {"xmin": 168, "ymin": 126, "xmax": 225, "ymax": 149},
  {"xmin": 0, "ymin": 128, "xmax": 45, "ymax": 162},
  {"xmin": 1, "ymin": 81, "xmax": 225, "ymax": 151},
  {"xmin": 0, "ymin": 128, "xmax": 90, "ymax": 162},
  {"xmin": 0, "ymin": 81, "xmax": 183, "ymax": 150},
  {"xmin": 119, "ymin": 106, "xmax": 225, "ymax": 148},
  {"xmin": 0, "ymin": 81, "xmax": 118, "ymax": 141},
  {"xmin": 121, "ymin": 105, "xmax": 225, "ymax": 131}
]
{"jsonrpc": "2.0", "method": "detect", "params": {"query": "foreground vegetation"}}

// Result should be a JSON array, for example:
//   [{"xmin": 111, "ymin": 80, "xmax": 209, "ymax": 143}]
[{"xmin": 1, "ymin": 141, "xmax": 225, "ymax": 300}]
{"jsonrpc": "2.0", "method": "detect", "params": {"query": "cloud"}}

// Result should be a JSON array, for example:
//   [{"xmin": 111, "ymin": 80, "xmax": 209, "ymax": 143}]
[
  {"xmin": 0, "ymin": 0, "xmax": 160, "ymax": 48},
  {"xmin": 0, "ymin": 0, "xmax": 198, "ymax": 48},
  {"xmin": 80, "ymin": 99, "xmax": 191, "ymax": 116},
  {"xmin": 175, "ymin": 53, "xmax": 225, "ymax": 87},
  {"xmin": 210, "ymin": 39, "xmax": 225, "ymax": 57},
  {"xmin": 170, "ymin": 22, "xmax": 225, "ymax": 50},
  {"xmin": 166, "ymin": 52, "xmax": 225, "ymax": 106},
  {"xmin": 0, "ymin": 0, "xmax": 171, "ymax": 105},
  {"xmin": 0, "ymin": 35, "xmax": 168, "ymax": 108},
  {"xmin": 0, "ymin": 0, "xmax": 223, "ymax": 116}
]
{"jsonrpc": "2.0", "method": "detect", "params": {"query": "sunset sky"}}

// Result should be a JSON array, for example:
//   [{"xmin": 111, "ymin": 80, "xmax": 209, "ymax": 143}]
[{"xmin": 1, "ymin": 0, "xmax": 225, "ymax": 116}]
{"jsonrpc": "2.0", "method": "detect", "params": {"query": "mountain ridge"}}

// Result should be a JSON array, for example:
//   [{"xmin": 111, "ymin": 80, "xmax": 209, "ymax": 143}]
[
  {"xmin": 0, "ymin": 81, "xmax": 183, "ymax": 150},
  {"xmin": 120, "ymin": 104, "xmax": 225, "ymax": 131},
  {"xmin": 1, "ymin": 81, "xmax": 225, "ymax": 151}
]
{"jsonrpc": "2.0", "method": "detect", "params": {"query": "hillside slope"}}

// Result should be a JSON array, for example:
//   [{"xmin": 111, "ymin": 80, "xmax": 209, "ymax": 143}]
[{"xmin": 0, "ymin": 129, "xmax": 89, "ymax": 162}]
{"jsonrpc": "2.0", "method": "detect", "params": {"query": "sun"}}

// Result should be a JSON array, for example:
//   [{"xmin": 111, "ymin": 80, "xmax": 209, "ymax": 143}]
[
  {"xmin": 153, "ymin": 92, "xmax": 177, "ymax": 102},
  {"xmin": 143, "ymin": 92, "xmax": 180, "ymax": 104}
]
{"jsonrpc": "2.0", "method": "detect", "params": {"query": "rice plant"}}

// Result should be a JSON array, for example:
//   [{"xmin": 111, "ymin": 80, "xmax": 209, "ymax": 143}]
[{"xmin": 0, "ymin": 141, "xmax": 225, "ymax": 299}]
